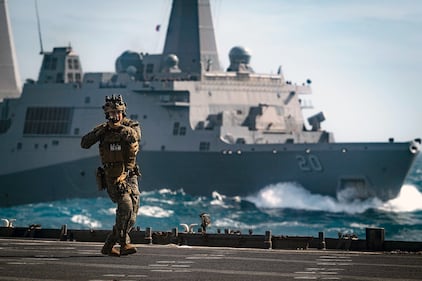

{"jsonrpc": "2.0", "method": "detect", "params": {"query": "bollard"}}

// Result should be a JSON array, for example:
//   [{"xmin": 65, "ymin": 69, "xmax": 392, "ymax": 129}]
[
  {"xmin": 59, "ymin": 224, "xmax": 68, "ymax": 241},
  {"xmin": 172, "ymin": 227, "xmax": 178, "ymax": 238},
  {"xmin": 366, "ymin": 227, "xmax": 384, "ymax": 251},
  {"xmin": 145, "ymin": 227, "xmax": 153, "ymax": 245},
  {"xmin": 318, "ymin": 231, "xmax": 326, "ymax": 250},
  {"xmin": 264, "ymin": 230, "xmax": 272, "ymax": 249},
  {"xmin": 170, "ymin": 227, "xmax": 178, "ymax": 244}
]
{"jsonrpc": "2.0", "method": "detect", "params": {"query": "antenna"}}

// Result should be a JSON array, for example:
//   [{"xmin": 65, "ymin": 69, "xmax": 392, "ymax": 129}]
[{"xmin": 35, "ymin": 0, "xmax": 44, "ymax": 55}]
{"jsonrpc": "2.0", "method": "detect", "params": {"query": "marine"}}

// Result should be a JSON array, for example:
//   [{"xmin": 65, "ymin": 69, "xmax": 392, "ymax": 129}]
[{"xmin": 81, "ymin": 94, "xmax": 142, "ymax": 256}]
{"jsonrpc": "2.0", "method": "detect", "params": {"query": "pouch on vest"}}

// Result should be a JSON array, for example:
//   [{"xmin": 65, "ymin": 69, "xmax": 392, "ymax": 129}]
[
  {"xmin": 96, "ymin": 167, "xmax": 106, "ymax": 191},
  {"xmin": 105, "ymin": 162, "xmax": 125, "ymax": 178}
]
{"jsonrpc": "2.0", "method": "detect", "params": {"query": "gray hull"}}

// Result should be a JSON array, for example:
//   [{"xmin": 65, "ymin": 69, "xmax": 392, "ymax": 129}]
[{"xmin": 0, "ymin": 141, "xmax": 417, "ymax": 206}]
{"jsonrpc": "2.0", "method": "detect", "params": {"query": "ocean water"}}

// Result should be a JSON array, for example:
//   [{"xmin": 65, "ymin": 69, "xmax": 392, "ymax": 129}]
[{"xmin": 1, "ymin": 156, "xmax": 422, "ymax": 241}]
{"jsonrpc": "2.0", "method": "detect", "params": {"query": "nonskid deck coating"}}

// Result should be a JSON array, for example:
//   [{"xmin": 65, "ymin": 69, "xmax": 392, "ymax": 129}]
[{"xmin": 0, "ymin": 238, "xmax": 421, "ymax": 281}]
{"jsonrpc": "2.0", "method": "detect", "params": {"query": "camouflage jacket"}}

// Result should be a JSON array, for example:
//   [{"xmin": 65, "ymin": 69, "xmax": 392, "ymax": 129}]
[{"xmin": 81, "ymin": 119, "xmax": 141, "ymax": 175}]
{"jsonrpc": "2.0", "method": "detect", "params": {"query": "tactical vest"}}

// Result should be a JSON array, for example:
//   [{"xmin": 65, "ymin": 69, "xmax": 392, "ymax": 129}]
[{"xmin": 99, "ymin": 126, "xmax": 138, "ymax": 177}]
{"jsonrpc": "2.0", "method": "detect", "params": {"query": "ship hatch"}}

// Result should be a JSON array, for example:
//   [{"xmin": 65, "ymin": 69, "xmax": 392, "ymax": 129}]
[{"xmin": 337, "ymin": 178, "xmax": 370, "ymax": 201}]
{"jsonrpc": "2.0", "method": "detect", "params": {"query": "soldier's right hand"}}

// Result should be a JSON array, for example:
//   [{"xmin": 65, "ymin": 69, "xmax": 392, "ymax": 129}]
[{"xmin": 94, "ymin": 123, "xmax": 107, "ymax": 137}]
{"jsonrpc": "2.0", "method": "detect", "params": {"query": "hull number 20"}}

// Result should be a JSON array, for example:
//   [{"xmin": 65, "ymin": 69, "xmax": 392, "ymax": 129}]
[{"xmin": 296, "ymin": 155, "xmax": 323, "ymax": 172}]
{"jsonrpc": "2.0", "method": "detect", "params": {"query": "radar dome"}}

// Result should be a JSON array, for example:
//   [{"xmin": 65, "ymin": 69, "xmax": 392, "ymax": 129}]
[
  {"xmin": 227, "ymin": 46, "xmax": 254, "ymax": 73},
  {"xmin": 229, "ymin": 46, "xmax": 251, "ymax": 64},
  {"xmin": 165, "ymin": 54, "xmax": 179, "ymax": 68},
  {"xmin": 115, "ymin": 50, "xmax": 143, "ymax": 74}
]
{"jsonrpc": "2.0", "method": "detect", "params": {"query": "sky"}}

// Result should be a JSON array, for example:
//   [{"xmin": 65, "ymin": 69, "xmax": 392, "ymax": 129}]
[{"xmin": 6, "ymin": 0, "xmax": 422, "ymax": 142}]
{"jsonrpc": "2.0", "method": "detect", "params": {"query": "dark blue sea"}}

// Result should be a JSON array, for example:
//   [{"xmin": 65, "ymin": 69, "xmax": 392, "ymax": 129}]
[{"xmin": 1, "ymin": 156, "xmax": 422, "ymax": 241}]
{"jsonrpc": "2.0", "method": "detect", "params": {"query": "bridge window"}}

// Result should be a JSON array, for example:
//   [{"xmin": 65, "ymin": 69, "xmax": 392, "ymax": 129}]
[
  {"xmin": 68, "ymin": 59, "xmax": 73, "ymax": 69},
  {"xmin": 73, "ymin": 59, "xmax": 80, "ymax": 70}
]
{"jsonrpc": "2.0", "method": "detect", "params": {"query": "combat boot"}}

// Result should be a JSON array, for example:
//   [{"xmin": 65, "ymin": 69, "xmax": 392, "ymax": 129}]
[
  {"xmin": 120, "ymin": 244, "xmax": 137, "ymax": 256},
  {"xmin": 101, "ymin": 243, "xmax": 120, "ymax": 257}
]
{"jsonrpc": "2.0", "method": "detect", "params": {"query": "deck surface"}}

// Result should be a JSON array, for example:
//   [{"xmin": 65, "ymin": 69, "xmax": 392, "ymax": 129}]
[{"xmin": 0, "ymin": 238, "xmax": 421, "ymax": 280}]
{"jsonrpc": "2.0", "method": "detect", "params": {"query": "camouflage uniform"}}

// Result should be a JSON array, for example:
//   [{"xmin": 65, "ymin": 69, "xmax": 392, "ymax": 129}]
[{"xmin": 81, "ymin": 95, "xmax": 141, "ymax": 256}]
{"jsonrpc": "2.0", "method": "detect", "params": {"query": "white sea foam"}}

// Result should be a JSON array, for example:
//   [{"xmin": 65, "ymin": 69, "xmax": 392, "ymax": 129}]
[
  {"xmin": 379, "ymin": 184, "xmax": 422, "ymax": 212},
  {"xmin": 70, "ymin": 214, "xmax": 102, "ymax": 228},
  {"xmin": 247, "ymin": 182, "xmax": 422, "ymax": 214},
  {"xmin": 158, "ymin": 188, "xmax": 185, "ymax": 195},
  {"xmin": 213, "ymin": 217, "xmax": 252, "ymax": 229},
  {"xmin": 159, "ymin": 188, "xmax": 174, "ymax": 194},
  {"xmin": 210, "ymin": 191, "xmax": 229, "ymax": 208},
  {"xmin": 139, "ymin": 205, "xmax": 174, "ymax": 218},
  {"xmin": 105, "ymin": 205, "xmax": 175, "ymax": 218},
  {"xmin": 349, "ymin": 222, "xmax": 377, "ymax": 229},
  {"xmin": 143, "ymin": 197, "xmax": 175, "ymax": 205}
]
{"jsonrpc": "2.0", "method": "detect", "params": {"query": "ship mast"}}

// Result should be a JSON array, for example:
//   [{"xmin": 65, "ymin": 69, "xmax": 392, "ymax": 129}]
[
  {"xmin": 162, "ymin": 0, "xmax": 221, "ymax": 76},
  {"xmin": 0, "ymin": 0, "xmax": 21, "ymax": 99},
  {"xmin": 35, "ymin": 0, "xmax": 44, "ymax": 55}
]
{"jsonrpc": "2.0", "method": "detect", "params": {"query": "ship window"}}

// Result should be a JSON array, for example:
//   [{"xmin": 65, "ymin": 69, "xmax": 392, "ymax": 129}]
[
  {"xmin": 17, "ymin": 142, "xmax": 22, "ymax": 150},
  {"xmin": 68, "ymin": 59, "xmax": 73, "ymax": 69},
  {"xmin": 172, "ymin": 122, "xmax": 186, "ymax": 136},
  {"xmin": 173, "ymin": 122, "xmax": 180, "ymax": 135},
  {"xmin": 74, "ymin": 59, "xmax": 79, "ymax": 70},
  {"xmin": 52, "ymin": 140, "xmax": 59, "ymax": 146},
  {"xmin": 199, "ymin": 142, "xmax": 210, "ymax": 151},
  {"xmin": 34, "ymin": 143, "xmax": 39, "ymax": 149},
  {"xmin": 84, "ymin": 96, "xmax": 90, "ymax": 104},
  {"xmin": 75, "ymin": 73, "xmax": 81, "ymax": 82},
  {"xmin": 146, "ymin": 64, "xmax": 154, "ymax": 73},
  {"xmin": 0, "ymin": 119, "xmax": 11, "ymax": 133},
  {"xmin": 67, "ymin": 73, "xmax": 74, "ymax": 82},
  {"xmin": 23, "ymin": 107, "xmax": 74, "ymax": 135}
]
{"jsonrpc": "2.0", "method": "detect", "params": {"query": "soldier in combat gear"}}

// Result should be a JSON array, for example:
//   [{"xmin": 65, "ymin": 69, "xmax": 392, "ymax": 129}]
[{"xmin": 81, "ymin": 94, "xmax": 141, "ymax": 256}]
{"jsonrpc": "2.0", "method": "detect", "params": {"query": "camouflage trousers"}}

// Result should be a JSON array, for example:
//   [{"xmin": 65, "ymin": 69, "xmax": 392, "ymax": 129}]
[{"xmin": 104, "ymin": 174, "xmax": 140, "ymax": 246}]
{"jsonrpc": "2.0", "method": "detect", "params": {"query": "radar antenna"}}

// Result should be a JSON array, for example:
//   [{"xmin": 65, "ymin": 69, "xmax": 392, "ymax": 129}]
[{"xmin": 35, "ymin": 0, "xmax": 44, "ymax": 54}]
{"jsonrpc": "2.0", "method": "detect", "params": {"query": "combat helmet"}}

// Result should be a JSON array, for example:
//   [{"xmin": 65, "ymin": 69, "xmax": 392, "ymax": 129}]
[{"xmin": 102, "ymin": 95, "xmax": 127, "ymax": 119}]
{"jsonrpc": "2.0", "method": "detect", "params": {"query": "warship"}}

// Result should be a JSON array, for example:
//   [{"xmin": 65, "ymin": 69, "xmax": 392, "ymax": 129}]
[{"xmin": 0, "ymin": 0, "xmax": 420, "ymax": 207}]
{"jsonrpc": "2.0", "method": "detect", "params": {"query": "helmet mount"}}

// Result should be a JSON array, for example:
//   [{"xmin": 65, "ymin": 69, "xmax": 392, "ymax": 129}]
[{"xmin": 102, "ymin": 94, "xmax": 127, "ymax": 122}]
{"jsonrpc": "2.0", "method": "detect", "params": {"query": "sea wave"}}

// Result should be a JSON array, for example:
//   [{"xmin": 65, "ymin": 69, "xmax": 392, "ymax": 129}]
[
  {"xmin": 244, "ymin": 182, "xmax": 382, "ymax": 214},
  {"xmin": 244, "ymin": 182, "xmax": 422, "ymax": 214},
  {"xmin": 139, "ymin": 205, "xmax": 174, "ymax": 218},
  {"xmin": 1, "ymin": 169, "xmax": 421, "ymax": 240},
  {"xmin": 379, "ymin": 185, "xmax": 422, "ymax": 212},
  {"xmin": 70, "ymin": 214, "xmax": 102, "ymax": 228}
]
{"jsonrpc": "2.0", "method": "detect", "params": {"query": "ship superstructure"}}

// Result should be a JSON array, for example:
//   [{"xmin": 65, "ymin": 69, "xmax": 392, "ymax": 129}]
[{"xmin": 0, "ymin": 0, "xmax": 420, "ymax": 206}]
